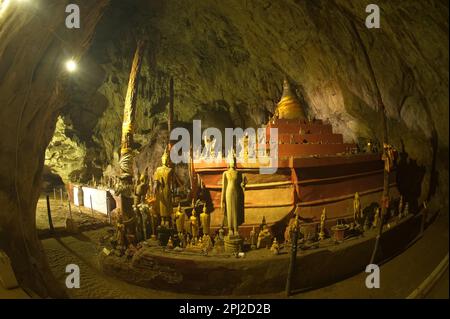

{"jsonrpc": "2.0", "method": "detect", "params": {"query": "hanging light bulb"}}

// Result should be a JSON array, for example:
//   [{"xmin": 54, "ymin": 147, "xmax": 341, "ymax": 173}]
[
  {"xmin": 65, "ymin": 59, "xmax": 77, "ymax": 73},
  {"xmin": 0, "ymin": 0, "xmax": 11, "ymax": 15}
]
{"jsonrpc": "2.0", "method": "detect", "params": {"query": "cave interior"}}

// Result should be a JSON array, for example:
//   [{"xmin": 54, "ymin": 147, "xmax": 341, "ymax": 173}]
[{"xmin": 0, "ymin": 0, "xmax": 448, "ymax": 299}]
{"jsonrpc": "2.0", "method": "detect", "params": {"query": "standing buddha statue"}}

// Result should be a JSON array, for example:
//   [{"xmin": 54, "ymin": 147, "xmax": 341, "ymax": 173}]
[
  {"xmin": 353, "ymin": 192, "xmax": 362, "ymax": 226},
  {"xmin": 200, "ymin": 204, "xmax": 211, "ymax": 236},
  {"xmin": 153, "ymin": 149, "xmax": 173, "ymax": 227},
  {"xmin": 221, "ymin": 152, "xmax": 247, "ymax": 238},
  {"xmin": 190, "ymin": 210, "xmax": 199, "ymax": 239},
  {"xmin": 175, "ymin": 204, "xmax": 185, "ymax": 234}
]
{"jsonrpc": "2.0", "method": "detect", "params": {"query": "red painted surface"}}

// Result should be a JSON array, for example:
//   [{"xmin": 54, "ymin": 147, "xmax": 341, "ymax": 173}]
[{"xmin": 191, "ymin": 119, "xmax": 396, "ymax": 236}]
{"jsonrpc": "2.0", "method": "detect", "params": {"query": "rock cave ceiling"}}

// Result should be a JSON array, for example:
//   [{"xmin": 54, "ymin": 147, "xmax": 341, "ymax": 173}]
[{"xmin": 45, "ymin": 0, "xmax": 448, "ymax": 206}]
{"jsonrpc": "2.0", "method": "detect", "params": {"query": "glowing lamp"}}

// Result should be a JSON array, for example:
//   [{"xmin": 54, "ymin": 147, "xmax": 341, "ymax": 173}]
[{"xmin": 65, "ymin": 59, "xmax": 77, "ymax": 73}]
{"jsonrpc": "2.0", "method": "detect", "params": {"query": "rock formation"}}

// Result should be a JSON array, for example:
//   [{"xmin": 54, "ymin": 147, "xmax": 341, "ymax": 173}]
[{"xmin": 0, "ymin": 0, "xmax": 109, "ymax": 298}]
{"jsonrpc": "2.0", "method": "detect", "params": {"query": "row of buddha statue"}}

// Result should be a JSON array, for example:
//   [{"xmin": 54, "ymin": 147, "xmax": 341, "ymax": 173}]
[{"xmin": 112, "ymin": 147, "xmax": 249, "ymax": 254}]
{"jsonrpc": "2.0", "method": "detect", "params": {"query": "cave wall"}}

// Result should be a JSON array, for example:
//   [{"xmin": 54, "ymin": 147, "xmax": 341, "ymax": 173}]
[
  {"xmin": 0, "ymin": 0, "xmax": 108, "ymax": 297},
  {"xmin": 55, "ymin": 0, "xmax": 448, "ymax": 209}
]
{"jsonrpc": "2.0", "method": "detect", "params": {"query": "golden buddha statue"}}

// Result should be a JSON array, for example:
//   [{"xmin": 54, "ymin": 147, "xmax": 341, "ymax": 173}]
[
  {"xmin": 153, "ymin": 149, "xmax": 174, "ymax": 227},
  {"xmin": 175, "ymin": 204, "xmax": 185, "ymax": 234},
  {"xmin": 200, "ymin": 204, "xmax": 210, "ymax": 236},
  {"xmin": 166, "ymin": 236, "xmax": 174, "ymax": 249},
  {"xmin": 270, "ymin": 238, "xmax": 280, "ymax": 255},
  {"xmin": 134, "ymin": 169, "xmax": 149, "ymax": 206},
  {"xmin": 257, "ymin": 224, "xmax": 272, "ymax": 249},
  {"xmin": 275, "ymin": 78, "xmax": 306, "ymax": 120},
  {"xmin": 190, "ymin": 210, "xmax": 199, "ymax": 239},
  {"xmin": 372, "ymin": 207, "xmax": 380, "ymax": 228},
  {"xmin": 319, "ymin": 208, "xmax": 326, "ymax": 240}
]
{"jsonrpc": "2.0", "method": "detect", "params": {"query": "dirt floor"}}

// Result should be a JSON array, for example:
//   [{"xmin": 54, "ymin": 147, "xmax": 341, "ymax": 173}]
[
  {"xmin": 37, "ymin": 197, "xmax": 449, "ymax": 299},
  {"xmin": 36, "ymin": 196, "xmax": 108, "ymax": 232}
]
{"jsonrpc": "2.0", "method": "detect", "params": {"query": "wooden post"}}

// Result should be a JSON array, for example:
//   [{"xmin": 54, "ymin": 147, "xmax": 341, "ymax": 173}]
[
  {"xmin": 68, "ymin": 199, "xmax": 73, "ymax": 220},
  {"xmin": 53, "ymin": 188, "xmax": 56, "ymax": 200},
  {"xmin": 46, "ymin": 195, "xmax": 54, "ymax": 233},
  {"xmin": 59, "ymin": 188, "xmax": 63, "ymax": 207},
  {"xmin": 286, "ymin": 219, "xmax": 299, "ymax": 296},
  {"xmin": 106, "ymin": 195, "xmax": 111, "ymax": 224},
  {"xmin": 90, "ymin": 195, "xmax": 94, "ymax": 217}
]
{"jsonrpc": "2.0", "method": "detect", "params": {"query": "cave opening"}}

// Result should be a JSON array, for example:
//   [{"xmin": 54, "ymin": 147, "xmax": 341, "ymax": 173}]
[{"xmin": 0, "ymin": 0, "xmax": 448, "ymax": 300}]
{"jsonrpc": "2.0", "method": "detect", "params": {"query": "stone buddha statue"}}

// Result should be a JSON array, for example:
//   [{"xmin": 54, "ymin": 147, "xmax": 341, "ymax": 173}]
[
  {"xmin": 275, "ymin": 78, "xmax": 306, "ymax": 120},
  {"xmin": 134, "ymin": 169, "xmax": 149, "ymax": 206},
  {"xmin": 221, "ymin": 153, "xmax": 247, "ymax": 237},
  {"xmin": 153, "ymin": 149, "xmax": 174, "ymax": 227}
]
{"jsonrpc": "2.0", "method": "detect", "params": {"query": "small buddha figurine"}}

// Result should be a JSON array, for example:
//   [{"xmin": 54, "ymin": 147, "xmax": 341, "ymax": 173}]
[
  {"xmin": 249, "ymin": 226, "xmax": 258, "ymax": 249},
  {"xmin": 319, "ymin": 208, "xmax": 326, "ymax": 240},
  {"xmin": 243, "ymin": 133, "xmax": 249, "ymax": 161},
  {"xmin": 190, "ymin": 210, "xmax": 199, "ymax": 239},
  {"xmin": 166, "ymin": 236, "xmax": 174, "ymax": 249},
  {"xmin": 200, "ymin": 204, "xmax": 211, "ymax": 236},
  {"xmin": 372, "ymin": 207, "xmax": 380, "ymax": 228},
  {"xmin": 382, "ymin": 143, "xmax": 396, "ymax": 173},
  {"xmin": 353, "ymin": 192, "xmax": 362, "ymax": 226},
  {"xmin": 404, "ymin": 202, "xmax": 409, "ymax": 216},
  {"xmin": 175, "ymin": 204, "xmax": 185, "ymax": 234},
  {"xmin": 186, "ymin": 236, "xmax": 192, "ymax": 248},
  {"xmin": 257, "ymin": 224, "xmax": 271, "ymax": 249},
  {"xmin": 270, "ymin": 238, "xmax": 280, "ymax": 255},
  {"xmin": 178, "ymin": 232, "xmax": 186, "ymax": 248}
]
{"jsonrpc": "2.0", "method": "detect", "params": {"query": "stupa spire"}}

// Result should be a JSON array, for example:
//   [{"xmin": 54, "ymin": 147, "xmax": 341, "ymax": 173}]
[{"xmin": 275, "ymin": 78, "xmax": 306, "ymax": 120}]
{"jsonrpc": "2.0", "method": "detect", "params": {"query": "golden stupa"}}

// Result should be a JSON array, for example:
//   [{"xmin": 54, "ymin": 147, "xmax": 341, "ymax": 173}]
[{"xmin": 275, "ymin": 79, "xmax": 306, "ymax": 120}]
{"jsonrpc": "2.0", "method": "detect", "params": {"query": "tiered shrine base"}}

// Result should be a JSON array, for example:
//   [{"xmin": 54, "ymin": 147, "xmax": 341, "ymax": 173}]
[{"xmin": 100, "ymin": 213, "xmax": 423, "ymax": 295}]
